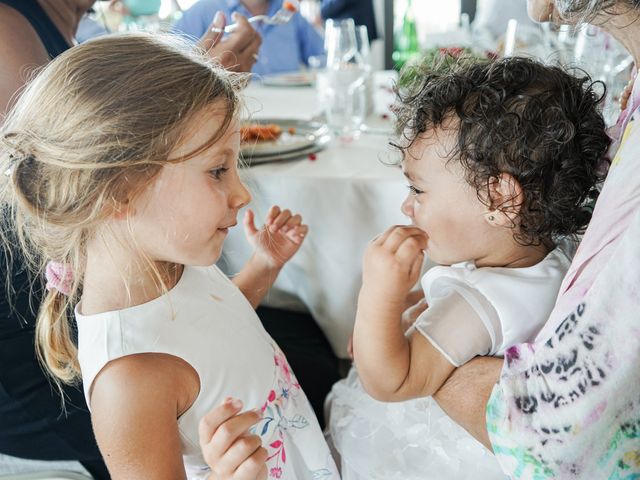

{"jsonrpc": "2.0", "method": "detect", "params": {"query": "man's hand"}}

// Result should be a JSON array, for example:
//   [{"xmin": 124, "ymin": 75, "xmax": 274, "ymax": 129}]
[{"xmin": 199, "ymin": 11, "xmax": 262, "ymax": 72}]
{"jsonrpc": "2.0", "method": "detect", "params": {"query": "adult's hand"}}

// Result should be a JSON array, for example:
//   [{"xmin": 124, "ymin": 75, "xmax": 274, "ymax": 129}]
[
  {"xmin": 199, "ymin": 11, "xmax": 262, "ymax": 73},
  {"xmin": 199, "ymin": 398, "xmax": 268, "ymax": 480}
]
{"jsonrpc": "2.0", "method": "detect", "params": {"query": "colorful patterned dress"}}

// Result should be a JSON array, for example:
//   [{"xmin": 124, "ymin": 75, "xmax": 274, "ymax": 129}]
[{"xmin": 486, "ymin": 75, "xmax": 640, "ymax": 479}]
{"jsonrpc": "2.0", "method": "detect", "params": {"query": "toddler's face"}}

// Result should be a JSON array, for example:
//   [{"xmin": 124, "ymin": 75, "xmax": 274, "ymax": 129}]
[
  {"xmin": 127, "ymin": 104, "xmax": 251, "ymax": 266},
  {"xmin": 400, "ymin": 125, "xmax": 494, "ymax": 266}
]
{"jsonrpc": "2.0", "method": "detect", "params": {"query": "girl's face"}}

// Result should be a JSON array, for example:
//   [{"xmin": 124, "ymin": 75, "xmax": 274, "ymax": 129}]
[
  {"xmin": 127, "ymin": 105, "xmax": 251, "ymax": 267},
  {"xmin": 400, "ymin": 126, "xmax": 495, "ymax": 266}
]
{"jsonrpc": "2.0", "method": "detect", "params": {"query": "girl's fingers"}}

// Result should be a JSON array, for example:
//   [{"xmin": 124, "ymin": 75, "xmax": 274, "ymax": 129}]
[
  {"xmin": 382, "ymin": 226, "xmax": 427, "ymax": 254},
  {"xmin": 270, "ymin": 209, "xmax": 292, "ymax": 232},
  {"xmin": 199, "ymin": 404, "xmax": 262, "ymax": 464},
  {"xmin": 198, "ymin": 398, "xmax": 243, "ymax": 447},
  {"xmin": 214, "ymin": 433, "xmax": 265, "ymax": 475},
  {"xmin": 265, "ymin": 205, "xmax": 280, "ymax": 226},
  {"xmin": 243, "ymin": 209, "xmax": 259, "ymax": 237},
  {"xmin": 409, "ymin": 250, "xmax": 425, "ymax": 280},
  {"xmin": 395, "ymin": 234, "xmax": 427, "ymax": 266},
  {"xmin": 286, "ymin": 225, "xmax": 308, "ymax": 244},
  {"xmin": 281, "ymin": 214, "xmax": 302, "ymax": 233},
  {"xmin": 232, "ymin": 445, "xmax": 269, "ymax": 479}
]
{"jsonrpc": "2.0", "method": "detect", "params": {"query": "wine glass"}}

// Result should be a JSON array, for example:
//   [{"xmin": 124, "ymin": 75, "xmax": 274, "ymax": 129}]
[{"xmin": 324, "ymin": 19, "xmax": 368, "ymax": 141}]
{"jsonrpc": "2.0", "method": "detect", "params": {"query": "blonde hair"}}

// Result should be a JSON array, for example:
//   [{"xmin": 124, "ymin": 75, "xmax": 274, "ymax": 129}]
[{"xmin": 0, "ymin": 33, "xmax": 245, "ymax": 387}]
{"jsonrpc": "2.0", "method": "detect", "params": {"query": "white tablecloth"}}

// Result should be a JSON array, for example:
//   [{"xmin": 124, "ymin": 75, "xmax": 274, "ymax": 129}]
[{"xmin": 220, "ymin": 77, "xmax": 407, "ymax": 358}]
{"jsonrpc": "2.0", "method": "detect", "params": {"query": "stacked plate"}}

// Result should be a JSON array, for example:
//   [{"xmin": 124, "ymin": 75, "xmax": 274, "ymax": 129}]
[{"xmin": 240, "ymin": 118, "xmax": 330, "ymax": 165}]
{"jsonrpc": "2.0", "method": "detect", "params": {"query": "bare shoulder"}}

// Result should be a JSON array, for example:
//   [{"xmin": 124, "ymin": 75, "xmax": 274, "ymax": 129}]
[
  {"xmin": 90, "ymin": 353, "xmax": 200, "ymax": 479},
  {"xmin": 0, "ymin": 4, "xmax": 50, "ymax": 114}
]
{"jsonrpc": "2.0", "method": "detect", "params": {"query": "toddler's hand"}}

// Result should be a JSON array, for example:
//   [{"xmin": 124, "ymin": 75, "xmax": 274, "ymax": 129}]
[
  {"xmin": 361, "ymin": 225, "xmax": 427, "ymax": 308},
  {"xmin": 244, "ymin": 206, "xmax": 308, "ymax": 269},
  {"xmin": 200, "ymin": 398, "xmax": 267, "ymax": 480}
]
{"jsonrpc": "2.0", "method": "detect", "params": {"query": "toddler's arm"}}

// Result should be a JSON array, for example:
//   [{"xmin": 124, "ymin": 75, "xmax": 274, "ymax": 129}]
[
  {"xmin": 354, "ymin": 226, "xmax": 491, "ymax": 402},
  {"xmin": 232, "ymin": 206, "xmax": 307, "ymax": 308}
]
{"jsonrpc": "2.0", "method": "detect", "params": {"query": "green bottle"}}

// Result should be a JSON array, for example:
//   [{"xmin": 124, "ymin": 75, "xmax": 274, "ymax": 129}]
[{"xmin": 393, "ymin": 0, "xmax": 420, "ymax": 70}]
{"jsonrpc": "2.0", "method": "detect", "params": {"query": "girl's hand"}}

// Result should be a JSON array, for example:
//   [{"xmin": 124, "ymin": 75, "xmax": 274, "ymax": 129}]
[
  {"xmin": 200, "ymin": 398, "xmax": 267, "ymax": 480},
  {"xmin": 243, "ymin": 206, "xmax": 308, "ymax": 270},
  {"xmin": 360, "ymin": 225, "xmax": 428, "ymax": 309}
]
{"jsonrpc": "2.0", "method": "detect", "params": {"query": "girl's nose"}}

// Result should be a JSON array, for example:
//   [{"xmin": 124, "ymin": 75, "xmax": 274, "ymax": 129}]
[
  {"xmin": 230, "ymin": 176, "xmax": 252, "ymax": 209},
  {"xmin": 401, "ymin": 194, "xmax": 414, "ymax": 218}
]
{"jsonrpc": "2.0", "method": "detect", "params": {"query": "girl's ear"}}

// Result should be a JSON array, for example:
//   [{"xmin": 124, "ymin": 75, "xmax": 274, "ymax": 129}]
[
  {"xmin": 111, "ymin": 197, "xmax": 134, "ymax": 220},
  {"xmin": 484, "ymin": 173, "xmax": 524, "ymax": 228}
]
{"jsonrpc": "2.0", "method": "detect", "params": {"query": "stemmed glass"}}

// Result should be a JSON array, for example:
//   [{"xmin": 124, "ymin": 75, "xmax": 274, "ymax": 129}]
[{"xmin": 324, "ymin": 19, "xmax": 368, "ymax": 141}]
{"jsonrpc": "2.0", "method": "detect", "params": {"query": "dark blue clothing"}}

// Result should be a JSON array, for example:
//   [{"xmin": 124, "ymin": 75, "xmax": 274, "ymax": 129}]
[
  {"xmin": 0, "ymin": 2, "xmax": 109, "ymax": 478},
  {"xmin": 321, "ymin": 0, "xmax": 378, "ymax": 41},
  {"xmin": 0, "ymin": 0, "xmax": 69, "ymax": 58}
]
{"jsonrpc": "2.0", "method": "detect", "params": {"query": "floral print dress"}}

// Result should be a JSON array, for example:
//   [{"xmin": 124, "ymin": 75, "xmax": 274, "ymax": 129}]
[
  {"xmin": 486, "ymin": 75, "xmax": 640, "ymax": 479},
  {"xmin": 76, "ymin": 265, "xmax": 340, "ymax": 480}
]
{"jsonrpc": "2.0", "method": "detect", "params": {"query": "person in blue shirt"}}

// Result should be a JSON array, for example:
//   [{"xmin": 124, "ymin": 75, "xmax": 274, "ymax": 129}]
[{"xmin": 174, "ymin": 0, "xmax": 325, "ymax": 76}]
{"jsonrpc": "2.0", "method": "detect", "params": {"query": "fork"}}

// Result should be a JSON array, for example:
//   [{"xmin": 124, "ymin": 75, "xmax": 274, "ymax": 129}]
[{"xmin": 211, "ymin": 0, "xmax": 300, "ymax": 34}]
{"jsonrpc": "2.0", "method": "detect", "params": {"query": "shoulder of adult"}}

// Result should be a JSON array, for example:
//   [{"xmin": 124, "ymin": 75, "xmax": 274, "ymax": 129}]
[
  {"xmin": 0, "ymin": 4, "xmax": 50, "ymax": 115},
  {"xmin": 90, "ymin": 353, "xmax": 200, "ymax": 479}
]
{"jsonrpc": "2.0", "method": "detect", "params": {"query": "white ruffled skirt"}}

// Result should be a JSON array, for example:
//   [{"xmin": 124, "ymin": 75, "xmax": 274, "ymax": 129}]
[{"xmin": 326, "ymin": 367, "xmax": 508, "ymax": 480}]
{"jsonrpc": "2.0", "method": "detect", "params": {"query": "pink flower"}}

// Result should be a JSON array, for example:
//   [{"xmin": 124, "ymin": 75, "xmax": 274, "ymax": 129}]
[
  {"xmin": 268, "ymin": 390, "xmax": 276, "ymax": 402},
  {"xmin": 270, "ymin": 467, "xmax": 282, "ymax": 478}
]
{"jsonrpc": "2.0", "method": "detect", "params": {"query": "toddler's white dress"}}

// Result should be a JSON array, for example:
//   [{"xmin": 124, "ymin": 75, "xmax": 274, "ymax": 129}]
[
  {"xmin": 76, "ymin": 265, "xmax": 339, "ymax": 480},
  {"xmin": 327, "ymin": 247, "xmax": 572, "ymax": 480}
]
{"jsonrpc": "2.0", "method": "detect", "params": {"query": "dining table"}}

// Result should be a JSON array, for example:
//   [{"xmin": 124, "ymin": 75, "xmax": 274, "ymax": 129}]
[{"xmin": 219, "ymin": 71, "xmax": 410, "ymax": 358}]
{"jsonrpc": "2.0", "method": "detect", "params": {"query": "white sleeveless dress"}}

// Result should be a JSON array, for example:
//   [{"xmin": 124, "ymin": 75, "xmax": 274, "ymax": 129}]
[
  {"xmin": 76, "ymin": 265, "xmax": 339, "ymax": 480},
  {"xmin": 327, "ymin": 246, "xmax": 572, "ymax": 480}
]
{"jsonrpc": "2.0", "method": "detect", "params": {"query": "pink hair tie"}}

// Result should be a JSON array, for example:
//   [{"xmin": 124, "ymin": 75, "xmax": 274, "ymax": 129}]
[{"xmin": 45, "ymin": 262, "xmax": 74, "ymax": 296}]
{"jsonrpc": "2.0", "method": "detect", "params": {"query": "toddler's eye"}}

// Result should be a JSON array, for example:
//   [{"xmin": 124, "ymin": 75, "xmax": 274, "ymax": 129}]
[
  {"xmin": 209, "ymin": 167, "xmax": 229, "ymax": 180},
  {"xmin": 407, "ymin": 185, "xmax": 423, "ymax": 196}
]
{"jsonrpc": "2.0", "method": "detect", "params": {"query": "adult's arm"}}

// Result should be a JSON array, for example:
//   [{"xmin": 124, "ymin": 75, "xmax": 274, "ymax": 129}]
[
  {"xmin": 433, "ymin": 356, "xmax": 502, "ymax": 451},
  {"xmin": 0, "ymin": 4, "xmax": 50, "ymax": 116},
  {"xmin": 438, "ymin": 209, "xmax": 640, "ymax": 478}
]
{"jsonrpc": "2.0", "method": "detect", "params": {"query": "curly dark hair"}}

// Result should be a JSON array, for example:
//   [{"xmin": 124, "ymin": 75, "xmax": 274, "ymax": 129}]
[{"xmin": 393, "ymin": 55, "xmax": 611, "ymax": 246}]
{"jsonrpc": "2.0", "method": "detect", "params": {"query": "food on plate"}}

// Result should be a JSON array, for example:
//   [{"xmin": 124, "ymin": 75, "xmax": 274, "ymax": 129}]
[
  {"xmin": 287, "ymin": 127, "xmax": 296, "ymax": 135},
  {"xmin": 241, "ymin": 123, "xmax": 283, "ymax": 142}
]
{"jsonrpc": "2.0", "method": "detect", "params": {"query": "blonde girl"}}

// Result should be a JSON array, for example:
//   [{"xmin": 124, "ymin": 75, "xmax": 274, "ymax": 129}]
[{"xmin": 0, "ymin": 33, "xmax": 339, "ymax": 480}]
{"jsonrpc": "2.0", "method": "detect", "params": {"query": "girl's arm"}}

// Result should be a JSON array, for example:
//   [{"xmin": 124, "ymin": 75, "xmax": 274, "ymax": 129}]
[
  {"xmin": 90, "ymin": 354, "xmax": 266, "ymax": 479},
  {"xmin": 90, "ymin": 354, "xmax": 196, "ymax": 479},
  {"xmin": 233, "ymin": 207, "xmax": 307, "ymax": 308},
  {"xmin": 232, "ymin": 253, "xmax": 282, "ymax": 309}
]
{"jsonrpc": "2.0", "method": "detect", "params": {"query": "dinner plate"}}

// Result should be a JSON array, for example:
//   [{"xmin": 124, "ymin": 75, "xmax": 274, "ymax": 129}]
[
  {"xmin": 240, "ymin": 118, "xmax": 329, "ymax": 164},
  {"xmin": 260, "ymin": 71, "xmax": 314, "ymax": 87}
]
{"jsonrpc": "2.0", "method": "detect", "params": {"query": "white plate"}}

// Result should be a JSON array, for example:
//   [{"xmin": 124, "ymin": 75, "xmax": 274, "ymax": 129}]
[
  {"xmin": 260, "ymin": 71, "xmax": 314, "ymax": 87},
  {"xmin": 240, "ymin": 119, "xmax": 328, "ymax": 161}
]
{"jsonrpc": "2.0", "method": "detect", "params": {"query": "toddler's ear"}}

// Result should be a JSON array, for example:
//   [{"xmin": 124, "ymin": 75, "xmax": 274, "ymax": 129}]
[{"xmin": 484, "ymin": 173, "xmax": 523, "ymax": 228}]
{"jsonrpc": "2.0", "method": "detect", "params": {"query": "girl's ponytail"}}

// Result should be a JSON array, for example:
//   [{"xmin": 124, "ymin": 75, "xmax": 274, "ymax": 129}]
[{"xmin": 35, "ymin": 287, "xmax": 80, "ymax": 386}]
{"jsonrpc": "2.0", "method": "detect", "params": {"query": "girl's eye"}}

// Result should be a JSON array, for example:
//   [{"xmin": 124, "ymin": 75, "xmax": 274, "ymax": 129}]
[
  {"xmin": 209, "ymin": 167, "xmax": 229, "ymax": 180},
  {"xmin": 407, "ymin": 185, "xmax": 424, "ymax": 196}
]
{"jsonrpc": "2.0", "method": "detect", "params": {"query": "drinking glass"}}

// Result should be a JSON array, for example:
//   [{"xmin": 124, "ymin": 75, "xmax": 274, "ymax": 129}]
[{"xmin": 324, "ymin": 19, "xmax": 368, "ymax": 141}]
